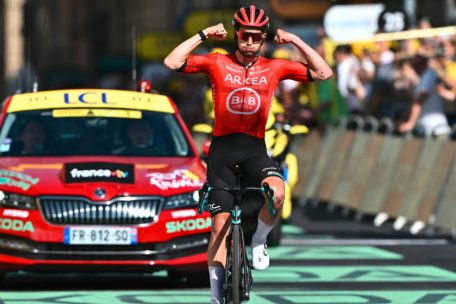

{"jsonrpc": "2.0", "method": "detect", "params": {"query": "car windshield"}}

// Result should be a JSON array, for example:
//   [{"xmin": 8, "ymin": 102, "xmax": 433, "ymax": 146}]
[{"xmin": 0, "ymin": 109, "xmax": 193, "ymax": 157}]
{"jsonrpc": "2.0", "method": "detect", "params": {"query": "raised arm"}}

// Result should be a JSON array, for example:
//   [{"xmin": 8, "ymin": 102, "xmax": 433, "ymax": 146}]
[
  {"xmin": 274, "ymin": 29, "xmax": 333, "ymax": 81},
  {"xmin": 163, "ymin": 23, "xmax": 227, "ymax": 70},
  {"xmin": 398, "ymin": 92, "xmax": 425, "ymax": 133}
]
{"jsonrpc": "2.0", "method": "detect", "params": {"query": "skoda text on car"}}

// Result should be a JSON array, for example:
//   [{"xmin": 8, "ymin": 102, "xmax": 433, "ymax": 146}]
[{"xmin": 0, "ymin": 89, "xmax": 210, "ymax": 281}]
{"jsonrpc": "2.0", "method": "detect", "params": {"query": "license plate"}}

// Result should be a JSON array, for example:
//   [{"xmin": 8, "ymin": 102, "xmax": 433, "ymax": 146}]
[{"xmin": 64, "ymin": 227, "xmax": 137, "ymax": 245}]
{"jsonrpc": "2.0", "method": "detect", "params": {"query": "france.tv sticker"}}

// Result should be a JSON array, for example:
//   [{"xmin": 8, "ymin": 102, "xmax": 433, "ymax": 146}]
[{"xmin": 65, "ymin": 162, "xmax": 134, "ymax": 184}]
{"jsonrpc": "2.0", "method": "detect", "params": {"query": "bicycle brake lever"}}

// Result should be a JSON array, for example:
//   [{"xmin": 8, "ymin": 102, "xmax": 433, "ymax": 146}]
[
  {"xmin": 197, "ymin": 183, "xmax": 210, "ymax": 214},
  {"xmin": 262, "ymin": 183, "xmax": 276, "ymax": 216}
]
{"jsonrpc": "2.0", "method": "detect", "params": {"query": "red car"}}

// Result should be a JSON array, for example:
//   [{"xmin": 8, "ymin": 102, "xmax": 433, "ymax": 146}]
[{"xmin": 0, "ymin": 89, "xmax": 210, "ymax": 282}]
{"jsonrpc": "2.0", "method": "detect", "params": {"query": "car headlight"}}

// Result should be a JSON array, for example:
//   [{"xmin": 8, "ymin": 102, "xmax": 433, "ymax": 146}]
[
  {"xmin": 164, "ymin": 191, "xmax": 199, "ymax": 210},
  {"xmin": 0, "ymin": 191, "xmax": 37, "ymax": 210}
]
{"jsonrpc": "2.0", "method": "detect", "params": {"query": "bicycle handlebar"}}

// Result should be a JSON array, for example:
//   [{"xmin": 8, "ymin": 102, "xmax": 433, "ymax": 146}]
[{"xmin": 197, "ymin": 182, "xmax": 276, "ymax": 216}]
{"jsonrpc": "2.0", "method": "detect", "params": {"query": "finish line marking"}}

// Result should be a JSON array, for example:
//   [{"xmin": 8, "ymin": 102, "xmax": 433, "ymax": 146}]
[{"xmin": 2, "ymin": 290, "xmax": 456, "ymax": 304}]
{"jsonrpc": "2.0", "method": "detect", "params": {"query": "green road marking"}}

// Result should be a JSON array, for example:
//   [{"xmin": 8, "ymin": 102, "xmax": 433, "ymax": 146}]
[
  {"xmin": 281, "ymin": 224, "xmax": 334, "ymax": 239},
  {"xmin": 2, "ymin": 290, "xmax": 456, "ymax": 304},
  {"xmin": 254, "ymin": 291, "xmax": 456, "ymax": 304},
  {"xmin": 253, "ymin": 266, "xmax": 456, "ymax": 282},
  {"xmin": 267, "ymin": 245, "xmax": 403, "ymax": 260},
  {"xmin": 282, "ymin": 224, "xmax": 306, "ymax": 234}
]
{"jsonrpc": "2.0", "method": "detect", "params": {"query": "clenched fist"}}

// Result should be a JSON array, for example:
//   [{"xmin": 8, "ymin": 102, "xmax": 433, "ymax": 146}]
[
  {"xmin": 274, "ymin": 29, "xmax": 297, "ymax": 44},
  {"xmin": 203, "ymin": 23, "xmax": 227, "ymax": 41}
]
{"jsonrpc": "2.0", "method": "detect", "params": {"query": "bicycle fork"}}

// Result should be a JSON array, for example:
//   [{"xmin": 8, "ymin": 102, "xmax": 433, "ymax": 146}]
[{"xmin": 230, "ymin": 205, "xmax": 253, "ymax": 301}]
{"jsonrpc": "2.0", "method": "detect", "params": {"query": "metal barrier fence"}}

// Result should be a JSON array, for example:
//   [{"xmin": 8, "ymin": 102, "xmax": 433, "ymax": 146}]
[{"xmin": 294, "ymin": 116, "xmax": 456, "ymax": 237}]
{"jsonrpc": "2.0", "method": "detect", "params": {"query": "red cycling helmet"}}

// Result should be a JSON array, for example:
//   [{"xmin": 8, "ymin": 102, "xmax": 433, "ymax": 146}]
[{"xmin": 232, "ymin": 5, "xmax": 269, "ymax": 32}]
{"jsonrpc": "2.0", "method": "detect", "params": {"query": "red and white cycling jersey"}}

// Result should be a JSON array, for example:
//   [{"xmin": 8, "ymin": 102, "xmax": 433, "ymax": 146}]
[{"xmin": 181, "ymin": 53, "xmax": 311, "ymax": 138}]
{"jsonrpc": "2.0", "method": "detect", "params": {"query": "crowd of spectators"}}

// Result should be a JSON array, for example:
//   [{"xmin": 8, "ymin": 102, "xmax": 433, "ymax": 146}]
[
  {"xmin": 272, "ymin": 19, "xmax": 456, "ymax": 138},
  {"xmin": 139, "ymin": 18, "xmax": 456, "ymax": 139}
]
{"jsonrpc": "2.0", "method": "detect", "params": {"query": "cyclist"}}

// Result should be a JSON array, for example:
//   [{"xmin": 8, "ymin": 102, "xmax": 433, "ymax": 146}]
[{"xmin": 164, "ymin": 5, "xmax": 332, "ymax": 304}]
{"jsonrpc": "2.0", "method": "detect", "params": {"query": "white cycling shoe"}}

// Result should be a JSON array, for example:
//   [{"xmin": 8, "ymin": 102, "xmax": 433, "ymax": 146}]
[
  {"xmin": 251, "ymin": 243, "xmax": 269, "ymax": 270},
  {"xmin": 209, "ymin": 297, "xmax": 221, "ymax": 304}
]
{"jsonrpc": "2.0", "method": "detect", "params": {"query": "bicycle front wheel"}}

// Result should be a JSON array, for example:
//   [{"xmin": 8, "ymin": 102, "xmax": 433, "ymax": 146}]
[{"xmin": 232, "ymin": 224, "xmax": 242, "ymax": 304}]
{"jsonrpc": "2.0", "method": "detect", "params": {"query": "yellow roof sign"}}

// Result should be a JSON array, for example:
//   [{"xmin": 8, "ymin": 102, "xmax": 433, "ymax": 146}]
[{"xmin": 6, "ymin": 89, "xmax": 175, "ymax": 113}]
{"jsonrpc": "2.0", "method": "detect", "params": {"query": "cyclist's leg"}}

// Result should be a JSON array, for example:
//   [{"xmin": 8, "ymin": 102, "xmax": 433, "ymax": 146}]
[
  {"xmin": 208, "ymin": 212, "xmax": 230, "ymax": 303},
  {"xmin": 243, "ymin": 154, "xmax": 285, "ymax": 225},
  {"xmin": 207, "ymin": 158, "xmax": 236, "ymax": 268},
  {"xmin": 206, "ymin": 139, "xmax": 237, "ymax": 303},
  {"xmin": 207, "ymin": 190, "xmax": 233, "ymax": 303},
  {"xmin": 243, "ymin": 155, "xmax": 285, "ymax": 270}
]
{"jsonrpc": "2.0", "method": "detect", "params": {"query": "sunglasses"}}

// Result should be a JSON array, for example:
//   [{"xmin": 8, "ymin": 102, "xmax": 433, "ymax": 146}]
[{"xmin": 238, "ymin": 30, "xmax": 264, "ymax": 44}]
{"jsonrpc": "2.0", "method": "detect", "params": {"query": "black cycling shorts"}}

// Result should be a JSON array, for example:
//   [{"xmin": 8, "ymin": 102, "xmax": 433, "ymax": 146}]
[{"xmin": 206, "ymin": 133, "xmax": 283, "ymax": 216}]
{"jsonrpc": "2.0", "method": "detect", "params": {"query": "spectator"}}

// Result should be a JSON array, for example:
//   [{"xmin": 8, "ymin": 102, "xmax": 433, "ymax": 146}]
[
  {"xmin": 272, "ymin": 47, "xmax": 303, "ymax": 122},
  {"xmin": 376, "ymin": 41, "xmax": 395, "ymax": 66},
  {"xmin": 273, "ymin": 47, "xmax": 299, "ymax": 105},
  {"xmin": 333, "ymin": 45, "xmax": 365, "ymax": 115},
  {"xmin": 398, "ymin": 55, "xmax": 451, "ymax": 137},
  {"xmin": 359, "ymin": 48, "xmax": 376, "ymax": 98},
  {"xmin": 392, "ymin": 57, "xmax": 421, "ymax": 122},
  {"xmin": 305, "ymin": 41, "xmax": 349, "ymax": 132},
  {"xmin": 433, "ymin": 41, "xmax": 456, "ymax": 124},
  {"xmin": 365, "ymin": 44, "xmax": 398, "ymax": 119},
  {"xmin": 437, "ymin": 83, "xmax": 456, "ymax": 102}
]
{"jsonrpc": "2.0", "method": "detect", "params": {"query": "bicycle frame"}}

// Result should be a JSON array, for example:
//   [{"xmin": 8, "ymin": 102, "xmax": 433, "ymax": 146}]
[{"xmin": 197, "ymin": 169, "xmax": 276, "ymax": 304}]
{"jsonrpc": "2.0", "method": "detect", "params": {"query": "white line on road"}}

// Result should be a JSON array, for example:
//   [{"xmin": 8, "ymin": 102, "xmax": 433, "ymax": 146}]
[{"xmin": 281, "ymin": 238, "xmax": 449, "ymax": 246}]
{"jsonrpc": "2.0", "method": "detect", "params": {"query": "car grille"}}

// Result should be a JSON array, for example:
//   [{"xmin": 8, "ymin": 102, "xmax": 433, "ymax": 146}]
[{"xmin": 39, "ymin": 197, "xmax": 163, "ymax": 225}]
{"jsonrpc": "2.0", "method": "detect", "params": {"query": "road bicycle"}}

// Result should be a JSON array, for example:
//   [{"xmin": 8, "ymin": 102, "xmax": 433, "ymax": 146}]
[{"xmin": 197, "ymin": 165, "xmax": 276, "ymax": 304}]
